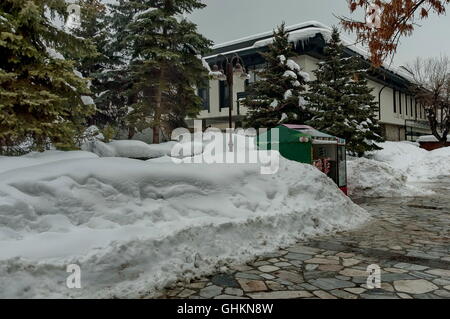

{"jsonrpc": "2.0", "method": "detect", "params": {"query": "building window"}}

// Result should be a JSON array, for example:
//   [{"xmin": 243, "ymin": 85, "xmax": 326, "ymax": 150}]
[
  {"xmin": 414, "ymin": 98, "xmax": 417, "ymax": 118},
  {"xmin": 410, "ymin": 97, "xmax": 414, "ymax": 117},
  {"xmin": 393, "ymin": 90, "xmax": 397, "ymax": 113},
  {"xmin": 219, "ymin": 80, "xmax": 230, "ymax": 109},
  {"xmin": 405, "ymin": 95, "xmax": 408, "ymax": 115},
  {"xmin": 399, "ymin": 92, "xmax": 402, "ymax": 114},
  {"xmin": 197, "ymin": 87, "xmax": 210, "ymax": 112},
  {"xmin": 419, "ymin": 102, "xmax": 422, "ymax": 118}
]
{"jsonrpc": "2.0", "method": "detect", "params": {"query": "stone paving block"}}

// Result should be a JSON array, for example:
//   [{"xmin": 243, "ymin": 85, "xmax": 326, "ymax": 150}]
[
  {"xmin": 393, "ymin": 263, "xmax": 429, "ymax": 271},
  {"xmin": 199, "ymin": 285, "xmax": 223, "ymax": 298},
  {"xmin": 336, "ymin": 252, "xmax": 355, "ymax": 258},
  {"xmin": 260, "ymin": 273, "xmax": 276, "ymax": 280},
  {"xmin": 265, "ymin": 280, "xmax": 285, "ymax": 291},
  {"xmin": 304, "ymin": 270, "xmax": 337, "ymax": 281},
  {"xmin": 211, "ymin": 274, "xmax": 240, "ymax": 288},
  {"xmin": 414, "ymin": 293, "xmax": 443, "ymax": 299},
  {"xmin": 274, "ymin": 262, "xmax": 291, "ymax": 267},
  {"xmin": 384, "ymin": 267, "xmax": 408, "ymax": 274},
  {"xmin": 409, "ymin": 271, "xmax": 437, "ymax": 280},
  {"xmin": 258, "ymin": 265, "xmax": 280, "ymax": 273},
  {"xmin": 339, "ymin": 268, "xmax": 367, "ymax": 277},
  {"xmin": 318, "ymin": 264, "xmax": 343, "ymax": 272},
  {"xmin": 330, "ymin": 289, "xmax": 358, "ymax": 299},
  {"xmin": 188, "ymin": 282, "xmax": 206, "ymax": 289},
  {"xmin": 426, "ymin": 268, "xmax": 450, "ymax": 278},
  {"xmin": 235, "ymin": 272, "xmax": 262, "ymax": 280},
  {"xmin": 313, "ymin": 290, "xmax": 338, "ymax": 299},
  {"xmin": 433, "ymin": 279, "xmax": 450, "ymax": 286},
  {"xmin": 178, "ymin": 289, "xmax": 196, "ymax": 298},
  {"xmin": 237, "ymin": 279, "xmax": 268, "ymax": 292},
  {"xmin": 273, "ymin": 270, "xmax": 304, "ymax": 284},
  {"xmin": 434, "ymin": 289, "xmax": 450, "ymax": 298},
  {"xmin": 353, "ymin": 272, "xmax": 414, "ymax": 284},
  {"xmin": 224, "ymin": 287, "xmax": 243, "ymax": 296},
  {"xmin": 309, "ymin": 278, "xmax": 355, "ymax": 290},
  {"xmin": 393, "ymin": 279, "xmax": 439, "ymax": 294},
  {"xmin": 248, "ymin": 290, "xmax": 313, "ymax": 299},
  {"xmin": 287, "ymin": 245, "xmax": 321, "ymax": 255},
  {"xmin": 304, "ymin": 264, "xmax": 318, "ymax": 271},
  {"xmin": 299, "ymin": 283, "xmax": 318, "ymax": 291},
  {"xmin": 342, "ymin": 258, "xmax": 361, "ymax": 267},
  {"xmin": 230, "ymin": 265, "xmax": 253, "ymax": 272},
  {"xmin": 305, "ymin": 258, "xmax": 340, "ymax": 265},
  {"xmin": 284, "ymin": 253, "xmax": 313, "ymax": 261},
  {"xmin": 344, "ymin": 287, "xmax": 366, "ymax": 294}
]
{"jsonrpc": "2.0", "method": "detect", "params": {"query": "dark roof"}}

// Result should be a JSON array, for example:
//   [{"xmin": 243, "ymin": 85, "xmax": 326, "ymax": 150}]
[{"xmin": 205, "ymin": 22, "xmax": 415, "ymax": 91}]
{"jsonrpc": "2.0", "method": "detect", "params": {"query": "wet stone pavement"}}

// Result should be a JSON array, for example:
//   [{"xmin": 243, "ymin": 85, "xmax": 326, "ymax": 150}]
[{"xmin": 155, "ymin": 180, "xmax": 450, "ymax": 299}]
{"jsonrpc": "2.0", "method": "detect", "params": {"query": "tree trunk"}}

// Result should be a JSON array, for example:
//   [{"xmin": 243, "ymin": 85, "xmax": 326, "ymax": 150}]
[{"xmin": 152, "ymin": 68, "xmax": 164, "ymax": 144}]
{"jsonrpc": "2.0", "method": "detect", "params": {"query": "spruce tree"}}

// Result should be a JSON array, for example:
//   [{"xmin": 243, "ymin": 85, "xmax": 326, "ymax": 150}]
[
  {"xmin": 112, "ymin": 0, "xmax": 211, "ymax": 143},
  {"xmin": 243, "ymin": 23, "xmax": 310, "ymax": 129},
  {"xmin": 0, "ymin": 0, "xmax": 96, "ymax": 154},
  {"xmin": 306, "ymin": 27, "xmax": 383, "ymax": 156},
  {"xmin": 73, "ymin": 0, "xmax": 130, "ymax": 131}
]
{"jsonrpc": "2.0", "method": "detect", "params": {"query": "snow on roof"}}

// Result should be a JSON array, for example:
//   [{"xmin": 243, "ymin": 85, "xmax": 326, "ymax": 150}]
[
  {"xmin": 417, "ymin": 135, "xmax": 448, "ymax": 143},
  {"xmin": 207, "ymin": 21, "xmax": 414, "ymax": 83},
  {"xmin": 212, "ymin": 21, "xmax": 330, "ymax": 50},
  {"xmin": 282, "ymin": 124, "xmax": 337, "ymax": 140}
]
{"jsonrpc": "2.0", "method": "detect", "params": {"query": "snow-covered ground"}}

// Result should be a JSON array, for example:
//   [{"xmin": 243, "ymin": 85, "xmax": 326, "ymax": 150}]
[
  {"xmin": 348, "ymin": 141, "xmax": 449, "ymax": 197},
  {"xmin": 0, "ymin": 147, "xmax": 368, "ymax": 298}
]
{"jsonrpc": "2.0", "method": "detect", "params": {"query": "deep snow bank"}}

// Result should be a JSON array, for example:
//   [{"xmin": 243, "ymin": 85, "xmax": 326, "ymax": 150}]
[
  {"xmin": 0, "ymin": 150, "xmax": 99, "ymax": 174},
  {"xmin": 82, "ymin": 139, "xmax": 203, "ymax": 159},
  {"xmin": 407, "ymin": 146, "xmax": 450, "ymax": 181},
  {"xmin": 347, "ymin": 157, "xmax": 422, "ymax": 197},
  {"xmin": 349, "ymin": 142, "xmax": 449, "ymax": 197},
  {"xmin": 367, "ymin": 141, "xmax": 428, "ymax": 173},
  {"xmin": 0, "ymin": 152, "xmax": 368, "ymax": 298}
]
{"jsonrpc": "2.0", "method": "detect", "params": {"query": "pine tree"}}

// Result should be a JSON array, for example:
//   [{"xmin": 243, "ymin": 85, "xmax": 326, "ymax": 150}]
[
  {"xmin": 306, "ymin": 27, "xmax": 383, "ymax": 156},
  {"xmin": 243, "ymin": 23, "xmax": 310, "ymax": 129},
  {"xmin": 111, "ymin": 0, "xmax": 211, "ymax": 143},
  {"xmin": 73, "ymin": 0, "xmax": 129, "ymax": 130},
  {"xmin": 0, "ymin": 0, "xmax": 96, "ymax": 154}
]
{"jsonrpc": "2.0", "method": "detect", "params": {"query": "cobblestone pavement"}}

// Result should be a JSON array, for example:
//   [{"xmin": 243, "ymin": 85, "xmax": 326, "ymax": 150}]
[{"xmin": 155, "ymin": 180, "xmax": 450, "ymax": 299}]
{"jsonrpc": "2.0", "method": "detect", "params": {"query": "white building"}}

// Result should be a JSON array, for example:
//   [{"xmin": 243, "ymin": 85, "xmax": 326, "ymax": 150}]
[{"xmin": 190, "ymin": 21, "xmax": 431, "ymax": 141}]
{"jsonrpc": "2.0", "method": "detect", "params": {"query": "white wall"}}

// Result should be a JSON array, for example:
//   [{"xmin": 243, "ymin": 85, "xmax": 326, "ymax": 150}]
[{"xmin": 197, "ymin": 54, "xmax": 428, "ymax": 130}]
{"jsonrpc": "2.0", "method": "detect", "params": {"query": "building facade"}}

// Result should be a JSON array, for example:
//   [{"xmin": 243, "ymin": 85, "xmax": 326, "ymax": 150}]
[{"xmin": 190, "ymin": 21, "xmax": 431, "ymax": 141}]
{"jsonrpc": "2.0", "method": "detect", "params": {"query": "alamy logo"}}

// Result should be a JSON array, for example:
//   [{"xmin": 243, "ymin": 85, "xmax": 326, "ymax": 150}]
[
  {"xmin": 66, "ymin": 4, "xmax": 81, "ymax": 30},
  {"xmin": 169, "ymin": 120, "xmax": 280, "ymax": 175},
  {"xmin": 366, "ymin": 264, "xmax": 381, "ymax": 289},
  {"xmin": 366, "ymin": 3, "xmax": 382, "ymax": 29},
  {"xmin": 66, "ymin": 264, "xmax": 81, "ymax": 289}
]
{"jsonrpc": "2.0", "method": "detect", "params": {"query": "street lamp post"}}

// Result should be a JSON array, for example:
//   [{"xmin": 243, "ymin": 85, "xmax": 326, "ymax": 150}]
[{"xmin": 210, "ymin": 54, "xmax": 249, "ymax": 152}]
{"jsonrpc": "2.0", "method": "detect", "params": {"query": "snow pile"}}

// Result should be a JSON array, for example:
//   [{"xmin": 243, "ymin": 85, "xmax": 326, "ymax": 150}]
[
  {"xmin": 82, "ymin": 140, "xmax": 203, "ymax": 159},
  {"xmin": 349, "ymin": 142, "xmax": 449, "ymax": 197},
  {"xmin": 0, "ymin": 152, "xmax": 368, "ymax": 298},
  {"xmin": 368, "ymin": 141, "xmax": 428, "ymax": 173},
  {"xmin": 347, "ymin": 157, "xmax": 422, "ymax": 197},
  {"xmin": 107, "ymin": 140, "xmax": 172, "ymax": 159},
  {"xmin": 407, "ymin": 146, "xmax": 450, "ymax": 181},
  {"xmin": 0, "ymin": 150, "xmax": 98, "ymax": 174}
]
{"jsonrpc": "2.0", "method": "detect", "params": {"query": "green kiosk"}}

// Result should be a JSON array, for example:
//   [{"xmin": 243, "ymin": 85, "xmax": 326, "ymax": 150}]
[{"xmin": 257, "ymin": 124, "xmax": 348, "ymax": 194}]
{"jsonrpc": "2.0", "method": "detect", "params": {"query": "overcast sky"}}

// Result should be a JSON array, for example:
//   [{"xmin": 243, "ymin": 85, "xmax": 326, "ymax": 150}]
[{"xmin": 189, "ymin": 0, "xmax": 450, "ymax": 67}]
